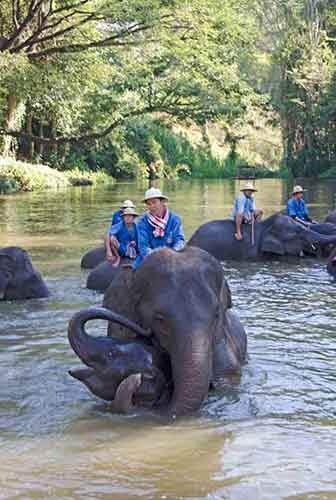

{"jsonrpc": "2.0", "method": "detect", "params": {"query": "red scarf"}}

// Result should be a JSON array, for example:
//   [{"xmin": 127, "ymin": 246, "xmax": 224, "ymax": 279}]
[{"xmin": 147, "ymin": 209, "xmax": 170, "ymax": 238}]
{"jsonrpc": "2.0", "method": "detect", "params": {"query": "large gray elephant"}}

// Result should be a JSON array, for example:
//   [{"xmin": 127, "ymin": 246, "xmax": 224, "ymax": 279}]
[
  {"xmin": 104, "ymin": 246, "xmax": 246, "ymax": 416},
  {"xmin": 188, "ymin": 214, "xmax": 336, "ymax": 261},
  {"xmin": 0, "ymin": 246, "xmax": 49, "ymax": 300},
  {"xmin": 70, "ymin": 246, "xmax": 247, "ymax": 417}
]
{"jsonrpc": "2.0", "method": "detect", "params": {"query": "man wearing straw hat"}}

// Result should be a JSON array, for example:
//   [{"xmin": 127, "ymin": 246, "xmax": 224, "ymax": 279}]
[
  {"xmin": 133, "ymin": 187, "xmax": 185, "ymax": 268},
  {"xmin": 111, "ymin": 199, "xmax": 136, "ymax": 226},
  {"xmin": 287, "ymin": 185, "xmax": 314, "ymax": 225},
  {"xmin": 232, "ymin": 182, "xmax": 263, "ymax": 241},
  {"xmin": 105, "ymin": 206, "xmax": 139, "ymax": 267}
]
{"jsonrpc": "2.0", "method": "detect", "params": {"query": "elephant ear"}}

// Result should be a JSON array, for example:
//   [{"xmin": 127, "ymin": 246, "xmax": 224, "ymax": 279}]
[
  {"xmin": 0, "ymin": 253, "xmax": 15, "ymax": 274},
  {"xmin": 103, "ymin": 267, "xmax": 139, "ymax": 339},
  {"xmin": 261, "ymin": 229, "xmax": 285, "ymax": 255},
  {"xmin": 219, "ymin": 276, "xmax": 232, "ymax": 310}
]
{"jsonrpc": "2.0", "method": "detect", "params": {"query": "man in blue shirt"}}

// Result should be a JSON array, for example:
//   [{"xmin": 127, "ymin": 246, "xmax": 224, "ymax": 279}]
[
  {"xmin": 232, "ymin": 182, "xmax": 263, "ymax": 240},
  {"xmin": 105, "ymin": 207, "xmax": 139, "ymax": 266},
  {"xmin": 287, "ymin": 185, "xmax": 313, "ymax": 224},
  {"xmin": 133, "ymin": 188, "xmax": 185, "ymax": 268},
  {"xmin": 111, "ymin": 200, "xmax": 136, "ymax": 225}
]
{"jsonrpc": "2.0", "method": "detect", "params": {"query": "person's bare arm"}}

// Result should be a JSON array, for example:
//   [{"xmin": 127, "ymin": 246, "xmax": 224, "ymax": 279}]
[{"xmin": 235, "ymin": 214, "xmax": 243, "ymax": 240}]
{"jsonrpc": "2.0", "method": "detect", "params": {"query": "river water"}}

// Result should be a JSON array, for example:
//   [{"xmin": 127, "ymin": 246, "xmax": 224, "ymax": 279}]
[{"xmin": 0, "ymin": 178, "xmax": 336, "ymax": 499}]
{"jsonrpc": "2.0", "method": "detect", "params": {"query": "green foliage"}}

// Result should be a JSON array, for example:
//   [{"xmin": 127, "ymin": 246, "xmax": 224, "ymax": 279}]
[
  {"xmin": 64, "ymin": 168, "xmax": 114, "ymax": 186},
  {"xmin": 0, "ymin": 158, "xmax": 69, "ymax": 192}
]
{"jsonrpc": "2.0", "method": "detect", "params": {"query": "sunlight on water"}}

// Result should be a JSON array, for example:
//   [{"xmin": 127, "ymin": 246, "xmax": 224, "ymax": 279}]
[{"xmin": 0, "ymin": 179, "xmax": 336, "ymax": 499}]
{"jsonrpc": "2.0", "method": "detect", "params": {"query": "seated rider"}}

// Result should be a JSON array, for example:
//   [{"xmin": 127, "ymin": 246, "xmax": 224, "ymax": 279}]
[
  {"xmin": 111, "ymin": 200, "xmax": 136, "ymax": 225},
  {"xmin": 133, "ymin": 187, "xmax": 185, "ymax": 268},
  {"xmin": 232, "ymin": 182, "xmax": 263, "ymax": 241},
  {"xmin": 105, "ymin": 207, "xmax": 139, "ymax": 266},
  {"xmin": 287, "ymin": 185, "xmax": 315, "ymax": 225}
]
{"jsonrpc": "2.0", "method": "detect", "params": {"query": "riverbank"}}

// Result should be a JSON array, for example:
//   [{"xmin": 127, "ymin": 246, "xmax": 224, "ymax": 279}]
[{"xmin": 0, "ymin": 159, "xmax": 114, "ymax": 194}]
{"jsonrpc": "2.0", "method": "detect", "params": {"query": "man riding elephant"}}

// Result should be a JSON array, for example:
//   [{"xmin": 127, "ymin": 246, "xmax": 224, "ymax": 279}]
[
  {"xmin": 133, "ymin": 187, "xmax": 185, "ymax": 268},
  {"xmin": 287, "ymin": 185, "xmax": 316, "ymax": 226},
  {"xmin": 232, "ymin": 182, "xmax": 263, "ymax": 241},
  {"xmin": 104, "ymin": 207, "xmax": 139, "ymax": 267}
]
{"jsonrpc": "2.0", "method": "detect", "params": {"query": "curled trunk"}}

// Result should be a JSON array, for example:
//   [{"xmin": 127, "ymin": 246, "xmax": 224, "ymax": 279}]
[{"xmin": 68, "ymin": 307, "xmax": 151, "ymax": 361}]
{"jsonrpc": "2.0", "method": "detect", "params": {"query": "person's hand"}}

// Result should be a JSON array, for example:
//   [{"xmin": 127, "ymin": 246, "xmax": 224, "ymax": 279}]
[{"xmin": 235, "ymin": 232, "xmax": 243, "ymax": 241}]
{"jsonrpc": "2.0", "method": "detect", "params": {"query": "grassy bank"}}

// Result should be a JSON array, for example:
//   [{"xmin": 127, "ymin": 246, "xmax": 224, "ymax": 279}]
[{"xmin": 0, "ymin": 159, "xmax": 114, "ymax": 194}]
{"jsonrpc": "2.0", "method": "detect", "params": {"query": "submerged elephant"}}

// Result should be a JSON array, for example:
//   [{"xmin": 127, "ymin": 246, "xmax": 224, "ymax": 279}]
[
  {"xmin": 81, "ymin": 246, "xmax": 106, "ymax": 269},
  {"xmin": 86, "ymin": 258, "xmax": 131, "ymax": 292},
  {"xmin": 68, "ymin": 308, "xmax": 171, "ymax": 411},
  {"xmin": 188, "ymin": 214, "xmax": 336, "ymax": 262},
  {"xmin": 98, "ymin": 246, "xmax": 246, "ymax": 416},
  {"xmin": 0, "ymin": 246, "xmax": 49, "ymax": 300}
]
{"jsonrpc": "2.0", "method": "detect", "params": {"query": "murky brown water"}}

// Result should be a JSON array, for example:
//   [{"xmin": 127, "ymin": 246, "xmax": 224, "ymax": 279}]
[{"xmin": 1, "ymin": 178, "xmax": 336, "ymax": 499}]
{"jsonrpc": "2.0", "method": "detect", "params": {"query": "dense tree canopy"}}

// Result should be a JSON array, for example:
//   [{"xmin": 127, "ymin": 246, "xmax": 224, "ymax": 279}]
[{"xmin": 0, "ymin": 0, "xmax": 335, "ymax": 178}]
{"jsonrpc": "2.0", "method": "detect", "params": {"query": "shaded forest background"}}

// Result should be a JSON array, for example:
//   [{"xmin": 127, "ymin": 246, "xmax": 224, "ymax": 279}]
[{"xmin": 0, "ymin": 0, "xmax": 335, "ymax": 181}]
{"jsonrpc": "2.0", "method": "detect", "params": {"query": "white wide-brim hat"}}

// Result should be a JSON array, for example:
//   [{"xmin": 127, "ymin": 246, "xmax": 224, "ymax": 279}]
[
  {"xmin": 122, "ymin": 207, "xmax": 138, "ymax": 217},
  {"xmin": 121, "ymin": 199, "xmax": 136, "ymax": 209},
  {"xmin": 240, "ymin": 182, "xmax": 257, "ymax": 192},
  {"xmin": 142, "ymin": 187, "xmax": 168, "ymax": 202},
  {"xmin": 292, "ymin": 185, "xmax": 305, "ymax": 195}
]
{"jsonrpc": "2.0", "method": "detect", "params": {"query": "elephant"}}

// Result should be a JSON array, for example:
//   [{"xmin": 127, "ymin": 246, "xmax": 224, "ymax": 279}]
[
  {"xmin": 81, "ymin": 246, "xmax": 106, "ymax": 269},
  {"xmin": 188, "ymin": 214, "xmax": 336, "ymax": 262},
  {"xmin": 0, "ymin": 246, "xmax": 49, "ymax": 300},
  {"xmin": 327, "ymin": 247, "xmax": 336, "ymax": 279},
  {"xmin": 68, "ymin": 307, "xmax": 171, "ymax": 412},
  {"xmin": 86, "ymin": 258, "xmax": 131, "ymax": 292},
  {"xmin": 94, "ymin": 246, "xmax": 247, "ymax": 417}
]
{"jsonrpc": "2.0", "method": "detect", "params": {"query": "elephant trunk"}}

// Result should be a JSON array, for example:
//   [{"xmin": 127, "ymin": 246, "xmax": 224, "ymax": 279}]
[
  {"xmin": 304, "ymin": 230, "xmax": 336, "ymax": 247},
  {"xmin": 68, "ymin": 307, "xmax": 151, "ymax": 363},
  {"xmin": 166, "ymin": 330, "xmax": 212, "ymax": 417}
]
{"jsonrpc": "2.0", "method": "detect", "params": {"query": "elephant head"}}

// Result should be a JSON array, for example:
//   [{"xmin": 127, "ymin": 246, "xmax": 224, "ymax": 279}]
[
  {"xmin": 0, "ymin": 247, "xmax": 49, "ymax": 300},
  {"xmin": 261, "ymin": 215, "xmax": 336, "ymax": 257},
  {"xmin": 103, "ymin": 246, "xmax": 231, "ymax": 417},
  {"xmin": 68, "ymin": 307, "xmax": 170, "ymax": 409}
]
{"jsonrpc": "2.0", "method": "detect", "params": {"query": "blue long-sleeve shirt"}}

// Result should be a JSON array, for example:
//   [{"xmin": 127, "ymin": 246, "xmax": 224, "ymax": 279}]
[
  {"xmin": 108, "ymin": 221, "xmax": 139, "ymax": 258},
  {"xmin": 133, "ymin": 211, "xmax": 185, "ymax": 268},
  {"xmin": 287, "ymin": 198, "xmax": 310, "ymax": 221}
]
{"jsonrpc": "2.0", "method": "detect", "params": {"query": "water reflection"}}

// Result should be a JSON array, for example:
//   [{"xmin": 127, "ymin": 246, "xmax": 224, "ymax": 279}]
[{"xmin": 0, "ymin": 179, "xmax": 336, "ymax": 498}]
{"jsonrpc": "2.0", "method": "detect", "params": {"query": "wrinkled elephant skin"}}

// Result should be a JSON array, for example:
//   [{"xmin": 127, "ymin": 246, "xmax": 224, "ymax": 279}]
[
  {"xmin": 0, "ymin": 246, "xmax": 49, "ymax": 300},
  {"xmin": 102, "ymin": 246, "xmax": 247, "ymax": 417}
]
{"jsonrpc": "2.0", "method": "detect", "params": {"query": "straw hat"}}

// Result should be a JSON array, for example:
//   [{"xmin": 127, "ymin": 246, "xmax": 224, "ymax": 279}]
[
  {"xmin": 292, "ymin": 185, "xmax": 305, "ymax": 195},
  {"xmin": 120, "ymin": 199, "xmax": 136, "ymax": 209},
  {"xmin": 122, "ymin": 207, "xmax": 138, "ymax": 217},
  {"xmin": 142, "ymin": 187, "xmax": 168, "ymax": 202},
  {"xmin": 240, "ymin": 182, "xmax": 257, "ymax": 192}
]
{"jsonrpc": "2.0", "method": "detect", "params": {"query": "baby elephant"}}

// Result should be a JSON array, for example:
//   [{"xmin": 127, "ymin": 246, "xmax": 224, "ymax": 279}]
[
  {"xmin": 68, "ymin": 307, "xmax": 171, "ymax": 412},
  {"xmin": 0, "ymin": 246, "xmax": 49, "ymax": 300}
]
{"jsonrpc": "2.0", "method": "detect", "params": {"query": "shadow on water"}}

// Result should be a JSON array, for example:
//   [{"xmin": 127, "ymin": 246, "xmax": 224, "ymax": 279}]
[{"xmin": 0, "ymin": 179, "xmax": 336, "ymax": 498}]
